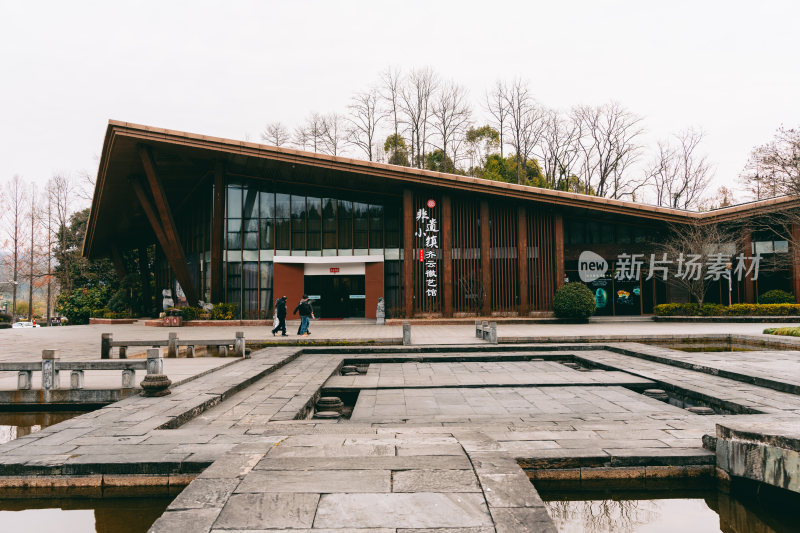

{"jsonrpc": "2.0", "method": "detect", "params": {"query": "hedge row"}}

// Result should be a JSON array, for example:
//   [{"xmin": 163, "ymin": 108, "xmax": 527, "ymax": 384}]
[
  {"xmin": 164, "ymin": 303, "xmax": 239, "ymax": 321},
  {"xmin": 654, "ymin": 303, "xmax": 800, "ymax": 316}
]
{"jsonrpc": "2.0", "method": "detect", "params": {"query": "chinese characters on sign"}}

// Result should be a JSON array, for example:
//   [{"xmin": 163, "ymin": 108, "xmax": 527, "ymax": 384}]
[
  {"xmin": 416, "ymin": 200, "xmax": 439, "ymax": 297},
  {"xmin": 578, "ymin": 251, "xmax": 761, "ymax": 283}
]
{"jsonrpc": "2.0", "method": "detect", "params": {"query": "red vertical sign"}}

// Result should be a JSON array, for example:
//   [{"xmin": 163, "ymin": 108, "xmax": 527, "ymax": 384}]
[{"xmin": 419, "ymin": 249, "xmax": 424, "ymax": 262}]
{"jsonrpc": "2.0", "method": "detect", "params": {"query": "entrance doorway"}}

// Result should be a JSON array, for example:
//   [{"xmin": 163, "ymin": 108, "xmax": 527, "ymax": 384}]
[{"xmin": 304, "ymin": 275, "xmax": 366, "ymax": 318}]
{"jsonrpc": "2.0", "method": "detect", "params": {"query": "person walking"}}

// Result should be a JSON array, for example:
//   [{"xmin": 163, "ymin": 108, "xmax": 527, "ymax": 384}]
[
  {"xmin": 293, "ymin": 294, "xmax": 315, "ymax": 336},
  {"xmin": 271, "ymin": 295, "xmax": 288, "ymax": 336}
]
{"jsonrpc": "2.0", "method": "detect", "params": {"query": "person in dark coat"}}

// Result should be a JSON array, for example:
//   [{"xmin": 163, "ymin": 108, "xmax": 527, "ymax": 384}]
[
  {"xmin": 293, "ymin": 294, "xmax": 315, "ymax": 336},
  {"xmin": 271, "ymin": 295, "xmax": 288, "ymax": 336}
]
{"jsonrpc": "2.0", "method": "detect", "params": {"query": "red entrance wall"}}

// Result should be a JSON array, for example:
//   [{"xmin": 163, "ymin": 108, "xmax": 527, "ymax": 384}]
[
  {"xmin": 365, "ymin": 262, "xmax": 384, "ymax": 319},
  {"xmin": 273, "ymin": 263, "xmax": 304, "ymax": 310},
  {"xmin": 274, "ymin": 261, "xmax": 383, "ymax": 319}
]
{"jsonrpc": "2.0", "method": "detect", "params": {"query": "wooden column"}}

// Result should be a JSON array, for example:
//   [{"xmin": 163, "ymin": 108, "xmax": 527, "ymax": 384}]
[
  {"xmin": 793, "ymin": 224, "xmax": 800, "ymax": 304},
  {"xmin": 137, "ymin": 146, "xmax": 199, "ymax": 306},
  {"xmin": 138, "ymin": 247, "xmax": 154, "ymax": 315},
  {"xmin": 442, "ymin": 195, "xmax": 453, "ymax": 317},
  {"xmin": 403, "ymin": 189, "xmax": 414, "ymax": 318},
  {"xmin": 741, "ymin": 228, "xmax": 755, "ymax": 303},
  {"xmin": 480, "ymin": 200, "xmax": 491, "ymax": 316},
  {"xmin": 109, "ymin": 244, "xmax": 127, "ymax": 283},
  {"xmin": 554, "ymin": 212, "xmax": 565, "ymax": 289},
  {"xmin": 211, "ymin": 162, "xmax": 225, "ymax": 303},
  {"xmin": 365, "ymin": 262, "xmax": 384, "ymax": 319},
  {"xmin": 518, "ymin": 206, "xmax": 529, "ymax": 315}
]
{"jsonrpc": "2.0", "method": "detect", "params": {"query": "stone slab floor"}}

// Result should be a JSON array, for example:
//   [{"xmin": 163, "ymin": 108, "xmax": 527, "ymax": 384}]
[{"xmin": 0, "ymin": 341, "xmax": 798, "ymax": 532}]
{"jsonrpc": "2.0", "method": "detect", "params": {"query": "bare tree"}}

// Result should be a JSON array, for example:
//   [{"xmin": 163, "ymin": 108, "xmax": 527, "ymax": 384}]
[
  {"xmin": 503, "ymin": 79, "xmax": 545, "ymax": 185},
  {"xmin": 381, "ymin": 67, "xmax": 405, "ymax": 163},
  {"xmin": 320, "ymin": 113, "xmax": 346, "ymax": 156},
  {"xmin": 1, "ymin": 176, "xmax": 28, "ymax": 318},
  {"xmin": 347, "ymin": 87, "xmax": 384, "ymax": 161},
  {"xmin": 261, "ymin": 122, "xmax": 291, "ymax": 147},
  {"xmin": 74, "ymin": 168, "xmax": 97, "ymax": 204},
  {"xmin": 646, "ymin": 128, "xmax": 712, "ymax": 209},
  {"xmin": 659, "ymin": 221, "xmax": 737, "ymax": 306},
  {"xmin": 573, "ymin": 102, "xmax": 644, "ymax": 198},
  {"xmin": 486, "ymin": 81, "xmax": 509, "ymax": 158},
  {"xmin": 739, "ymin": 126, "xmax": 800, "ymax": 199},
  {"xmin": 27, "ymin": 183, "xmax": 36, "ymax": 320},
  {"xmin": 430, "ymin": 81, "xmax": 472, "ymax": 171},
  {"xmin": 698, "ymin": 186, "xmax": 736, "ymax": 212},
  {"xmin": 399, "ymin": 67, "xmax": 438, "ymax": 168},
  {"xmin": 50, "ymin": 174, "xmax": 73, "ymax": 292},
  {"xmin": 536, "ymin": 109, "xmax": 582, "ymax": 190},
  {"xmin": 294, "ymin": 113, "xmax": 326, "ymax": 153},
  {"xmin": 292, "ymin": 125, "xmax": 311, "ymax": 151}
]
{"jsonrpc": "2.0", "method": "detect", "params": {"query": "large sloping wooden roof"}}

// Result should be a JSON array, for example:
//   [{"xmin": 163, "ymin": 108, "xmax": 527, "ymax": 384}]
[{"xmin": 83, "ymin": 120, "xmax": 800, "ymax": 258}]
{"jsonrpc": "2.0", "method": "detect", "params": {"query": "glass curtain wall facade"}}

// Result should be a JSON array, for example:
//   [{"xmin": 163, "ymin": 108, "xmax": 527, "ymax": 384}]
[{"xmin": 223, "ymin": 179, "xmax": 402, "ymax": 319}]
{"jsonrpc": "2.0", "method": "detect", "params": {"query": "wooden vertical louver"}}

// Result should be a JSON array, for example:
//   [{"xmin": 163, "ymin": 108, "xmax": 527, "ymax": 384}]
[
  {"xmin": 451, "ymin": 198, "xmax": 481, "ymax": 314},
  {"xmin": 527, "ymin": 208, "xmax": 556, "ymax": 311},
  {"xmin": 489, "ymin": 205, "xmax": 519, "ymax": 313}
]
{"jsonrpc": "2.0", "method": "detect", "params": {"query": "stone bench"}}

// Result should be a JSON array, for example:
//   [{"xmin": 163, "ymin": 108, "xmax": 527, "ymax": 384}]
[
  {"xmin": 102, "ymin": 331, "xmax": 247, "ymax": 359},
  {"xmin": 475, "ymin": 320, "xmax": 498, "ymax": 344}
]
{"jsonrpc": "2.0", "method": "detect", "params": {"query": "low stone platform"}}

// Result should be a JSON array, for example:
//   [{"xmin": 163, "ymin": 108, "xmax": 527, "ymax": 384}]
[
  {"xmin": 714, "ymin": 418, "xmax": 800, "ymax": 494},
  {"xmin": 0, "ymin": 340, "xmax": 796, "ymax": 531}
]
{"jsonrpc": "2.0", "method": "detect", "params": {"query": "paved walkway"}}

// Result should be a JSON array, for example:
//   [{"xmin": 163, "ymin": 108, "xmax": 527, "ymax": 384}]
[{"xmin": 2, "ymin": 319, "xmax": 798, "ymax": 362}]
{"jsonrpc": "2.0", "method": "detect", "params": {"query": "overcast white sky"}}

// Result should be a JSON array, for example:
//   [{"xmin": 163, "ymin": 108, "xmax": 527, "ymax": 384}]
[{"xmin": 1, "ymin": 0, "xmax": 798, "ymax": 205}]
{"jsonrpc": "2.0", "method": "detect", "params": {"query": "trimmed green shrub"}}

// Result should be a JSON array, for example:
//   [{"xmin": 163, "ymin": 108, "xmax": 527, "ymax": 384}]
[
  {"xmin": 90, "ymin": 308, "xmax": 131, "ymax": 319},
  {"xmin": 759, "ymin": 289, "xmax": 794, "ymax": 304},
  {"xmin": 553, "ymin": 282, "xmax": 596, "ymax": 320},
  {"xmin": 655, "ymin": 303, "xmax": 800, "ymax": 317},
  {"xmin": 211, "ymin": 303, "xmax": 238, "ymax": 320}
]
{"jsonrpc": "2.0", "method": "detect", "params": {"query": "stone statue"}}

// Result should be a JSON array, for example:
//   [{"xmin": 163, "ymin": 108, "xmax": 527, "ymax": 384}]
[
  {"xmin": 162, "ymin": 289, "xmax": 174, "ymax": 311},
  {"xmin": 376, "ymin": 297, "xmax": 385, "ymax": 325}
]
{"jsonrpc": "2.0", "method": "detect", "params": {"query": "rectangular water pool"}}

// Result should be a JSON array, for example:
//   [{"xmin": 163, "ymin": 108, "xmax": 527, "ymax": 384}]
[{"xmin": 537, "ymin": 479, "xmax": 797, "ymax": 532}]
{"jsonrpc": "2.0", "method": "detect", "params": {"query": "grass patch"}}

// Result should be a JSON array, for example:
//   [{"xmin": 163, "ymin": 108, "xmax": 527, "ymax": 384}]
[{"xmin": 763, "ymin": 327, "xmax": 800, "ymax": 337}]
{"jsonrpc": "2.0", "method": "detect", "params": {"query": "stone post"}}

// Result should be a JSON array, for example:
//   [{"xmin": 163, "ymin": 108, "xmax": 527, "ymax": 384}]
[
  {"xmin": 146, "ymin": 348, "xmax": 163, "ymax": 375},
  {"xmin": 141, "ymin": 348, "xmax": 171, "ymax": 397},
  {"xmin": 218, "ymin": 345, "xmax": 228, "ymax": 357},
  {"xmin": 186, "ymin": 345, "xmax": 195, "ymax": 358},
  {"xmin": 101, "ymin": 333, "xmax": 112, "ymax": 359},
  {"xmin": 17, "ymin": 371, "xmax": 32, "ymax": 390},
  {"xmin": 376, "ymin": 297, "xmax": 385, "ymax": 325},
  {"xmin": 41, "ymin": 350, "xmax": 59, "ymax": 393},
  {"xmin": 121, "ymin": 369, "xmax": 135, "ymax": 389},
  {"xmin": 234, "ymin": 331, "xmax": 245, "ymax": 357},
  {"xmin": 481, "ymin": 320, "xmax": 489, "ymax": 341},
  {"xmin": 167, "ymin": 332, "xmax": 178, "ymax": 358},
  {"xmin": 489, "ymin": 322, "xmax": 498, "ymax": 345},
  {"xmin": 70, "ymin": 370, "xmax": 85, "ymax": 390},
  {"xmin": 402, "ymin": 322, "xmax": 411, "ymax": 346},
  {"xmin": 119, "ymin": 346, "xmax": 127, "ymax": 359},
  {"xmin": 475, "ymin": 320, "xmax": 481, "ymax": 339}
]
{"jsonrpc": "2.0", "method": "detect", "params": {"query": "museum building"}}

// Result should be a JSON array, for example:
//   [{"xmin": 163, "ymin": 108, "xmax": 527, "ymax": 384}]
[{"xmin": 82, "ymin": 121, "xmax": 800, "ymax": 319}]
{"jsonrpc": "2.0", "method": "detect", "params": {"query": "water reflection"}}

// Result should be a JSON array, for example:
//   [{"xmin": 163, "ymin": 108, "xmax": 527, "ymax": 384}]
[
  {"xmin": 0, "ymin": 496, "xmax": 172, "ymax": 533},
  {"xmin": 0, "ymin": 411, "xmax": 86, "ymax": 444},
  {"xmin": 544, "ymin": 496, "xmax": 720, "ymax": 533},
  {"xmin": 539, "ymin": 483, "xmax": 798, "ymax": 533}
]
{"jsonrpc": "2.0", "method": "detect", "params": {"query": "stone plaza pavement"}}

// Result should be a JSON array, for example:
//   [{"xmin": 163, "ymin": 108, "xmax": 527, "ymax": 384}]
[
  {"xmin": 1, "ymin": 317, "xmax": 797, "ymax": 360},
  {"xmin": 0, "ymin": 321, "xmax": 799, "ymax": 531}
]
